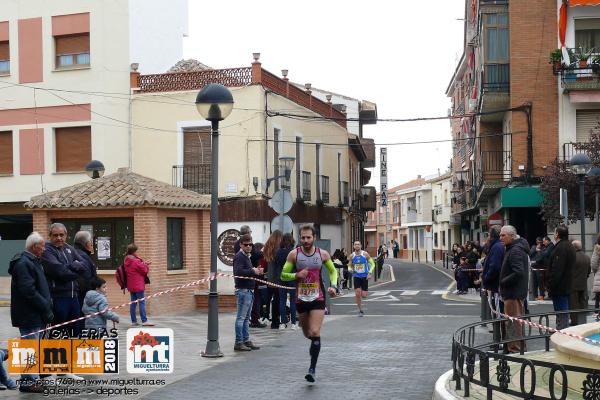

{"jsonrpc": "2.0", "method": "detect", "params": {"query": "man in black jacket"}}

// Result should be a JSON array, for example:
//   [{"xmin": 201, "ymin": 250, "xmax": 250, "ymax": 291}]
[
  {"xmin": 9, "ymin": 232, "xmax": 53, "ymax": 393},
  {"xmin": 499, "ymin": 225, "xmax": 529, "ymax": 353},
  {"xmin": 547, "ymin": 225, "xmax": 576, "ymax": 330},
  {"xmin": 570, "ymin": 240, "xmax": 591, "ymax": 326},
  {"xmin": 41, "ymin": 223, "xmax": 85, "ymax": 337}
]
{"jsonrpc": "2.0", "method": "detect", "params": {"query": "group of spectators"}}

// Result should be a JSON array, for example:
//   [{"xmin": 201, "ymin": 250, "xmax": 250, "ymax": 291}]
[
  {"xmin": 452, "ymin": 224, "xmax": 600, "ymax": 354},
  {"xmin": 6, "ymin": 223, "xmax": 151, "ymax": 392}
]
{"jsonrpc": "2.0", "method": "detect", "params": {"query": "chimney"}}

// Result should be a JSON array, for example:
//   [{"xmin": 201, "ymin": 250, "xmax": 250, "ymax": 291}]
[
  {"xmin": 251, "ymin": 52, "xmax": 262, "ymax": 84},
  {"xmin": 130, "ymin": 63, "xmax": 140, "ymax": 90}
]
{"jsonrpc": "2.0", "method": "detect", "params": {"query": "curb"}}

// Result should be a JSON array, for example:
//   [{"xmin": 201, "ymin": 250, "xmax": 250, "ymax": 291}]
[
  {"xmin": 419, "ymin": 262, "xmax": 480, "ymax": 304},
  {"xmin": 433, "ymin": 369, "xmax": 459, "ymax": 400}
]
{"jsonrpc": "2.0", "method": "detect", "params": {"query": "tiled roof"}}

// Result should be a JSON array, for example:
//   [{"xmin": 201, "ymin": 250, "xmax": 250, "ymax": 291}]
[
  {"xmin": 388, "ymin": 177, "xmax": 426, "ymax": 193},
  {"xmin": 25, "ymin": 168, "xmax": 210, "ymax": 210}
]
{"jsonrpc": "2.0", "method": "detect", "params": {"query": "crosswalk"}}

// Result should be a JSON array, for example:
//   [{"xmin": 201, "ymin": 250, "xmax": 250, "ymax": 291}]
[{"xmin": 338, "ymin": 289, "xmax": 450, "ymax": 298}]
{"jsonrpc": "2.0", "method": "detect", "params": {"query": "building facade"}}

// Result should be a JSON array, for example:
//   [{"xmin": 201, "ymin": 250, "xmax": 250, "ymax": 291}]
[{"xmin": 447, "ymin": 0, "xmax": 558, "ymax": 245}]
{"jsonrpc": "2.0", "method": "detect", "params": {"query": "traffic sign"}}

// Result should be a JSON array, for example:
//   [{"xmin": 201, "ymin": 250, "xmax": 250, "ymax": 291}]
[
  {"xmin": 271, "ymin": 215, "xmax": 293, "ymax": 233},
  {"xmin": 269, "ymin": 189, "xmax": 293, "ymax": 214}
]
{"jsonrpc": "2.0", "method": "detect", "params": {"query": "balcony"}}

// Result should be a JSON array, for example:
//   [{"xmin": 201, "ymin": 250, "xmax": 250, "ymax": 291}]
[
  {"xmin": 480, "ymin": 64, "xmax": 510, "ymax": 122},
  {"xmin": 557, "ymin": 65, "xmax": 600, "ymax": 92},
  {"xmin": 320, "ymin": 175, "xmax": 330, "ymax": 204},
  {"xmin": 172, "ymin": 164, "xmax": 211, "ymax": 194},
  {"xmin": 341, "ymin": 181, "xmax": 349, "ymax": 207},
  {"xmin": 301, "ymin": 171, "xmax": 311, "ymax": 201}
]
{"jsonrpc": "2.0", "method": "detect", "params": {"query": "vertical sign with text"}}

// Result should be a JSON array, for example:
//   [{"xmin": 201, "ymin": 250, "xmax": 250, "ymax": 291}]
[{"xmin": 380, "ymin": 147, "xmax": 387, "ymax": 207}]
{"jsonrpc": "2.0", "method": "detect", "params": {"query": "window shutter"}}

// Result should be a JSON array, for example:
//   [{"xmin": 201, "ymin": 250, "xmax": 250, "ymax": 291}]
[
  {"xmin": 576, "ymin": 109, "xmax": 600, "ymax": 142},
  {"xmin": 55, "ymin": 126, "xmax": 91, "ymax": 172},
  {"xmin": 183, "ymin": 127, "xmax": 211, "ymax": 165},
  {"xmin": 55, "ymin": 34, "xmax": 89, "ymax": 55},
  {"xmin": 0, "ymin": 131, "xmax": 13, "ymax": 174},
  {"xmin": 0, "ymin": 42, "xmax": 8, "ymax": 60}
]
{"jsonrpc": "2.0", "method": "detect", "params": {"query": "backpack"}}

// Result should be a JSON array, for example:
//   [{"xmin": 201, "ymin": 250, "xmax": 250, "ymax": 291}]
[{"xmin": 115, "ymin": 263, "xmax": 127, "ymax": 290}]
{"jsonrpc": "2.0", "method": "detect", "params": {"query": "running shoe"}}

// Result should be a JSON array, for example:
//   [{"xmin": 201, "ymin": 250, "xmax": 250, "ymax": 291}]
[
  {"xmin": 358, "ymin": 310, "xmax": 364, "ymax": 317},
  {"xmin": 279, "ymin": 324, "xmax": 287, "ymax": 330},
  {"xmin": 305, "ymin": 368, "xmax": 316, "ymax": 383}
]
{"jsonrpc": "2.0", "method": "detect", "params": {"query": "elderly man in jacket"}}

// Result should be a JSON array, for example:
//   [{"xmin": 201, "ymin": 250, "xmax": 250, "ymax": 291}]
[
  {"xmin": 41, "ymin": 223, "xmax": 86, "ymax": 337},
  {"xmin": 482, "ymin": 226, "xmax": 505, "ymax": 317},
  {"xmin": 499, "ymin": 225, "xmax": 529, "ymax": 353},
  {"xmin": 547, "ymin": 225, "xmax": 576, "ymax": 330},
  {"xmin": 569, "ymin": 240, "xmax": 591, "ymax": 326},
  {"xmin": 9, "ymin": 232, "xmax": 53, "ymax": 393}
]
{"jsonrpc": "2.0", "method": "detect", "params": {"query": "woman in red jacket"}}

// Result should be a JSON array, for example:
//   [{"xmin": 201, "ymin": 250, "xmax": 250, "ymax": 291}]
[{"xmin": 124, "ymin": 244, "xmax": 153, "ymax": 326}]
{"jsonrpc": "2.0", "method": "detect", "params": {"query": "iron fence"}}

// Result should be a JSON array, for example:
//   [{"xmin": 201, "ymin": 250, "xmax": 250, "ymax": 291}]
[{"xmin": 172, "ymin": 164, "xmax": 211, "ymax": 194}]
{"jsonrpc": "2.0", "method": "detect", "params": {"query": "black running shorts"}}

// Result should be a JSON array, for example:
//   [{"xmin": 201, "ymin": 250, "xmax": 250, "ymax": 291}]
[
  {"xmin": 353, "ymin": 276, "xmax": 369, "ymax": 291},
  {"xmin": 296, "ymin": 300, "xmax": 326, "ymax": 314}
]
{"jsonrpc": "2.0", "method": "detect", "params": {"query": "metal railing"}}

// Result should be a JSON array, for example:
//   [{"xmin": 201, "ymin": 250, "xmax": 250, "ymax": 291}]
[
  {"xmin": 138, "ymin": 67, "xmax": 252, "ymax": 93},
  {"xmin": 482, "ymin": 63, "xmax": 510, "ymax": 92},
  {"xmin": 301, "ymin": 171, "xmax": 311, "ymax": 201},
  {"xmin": 452, "ymin": 309, "xmax": 600, "ymax": 399},
  {"xmin": 172, "ymin": 164, "xmax": 211, "ymax": 194}
]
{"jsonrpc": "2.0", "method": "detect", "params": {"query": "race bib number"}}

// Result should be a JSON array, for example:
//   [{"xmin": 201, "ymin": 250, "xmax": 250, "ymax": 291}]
[
  {"xmin": 354, "ymin": 263, "xmax": 366, "ymax": 274},
  {"xmin": 298, "ymin": 282, "xmax": 320, "ymax": 302}
]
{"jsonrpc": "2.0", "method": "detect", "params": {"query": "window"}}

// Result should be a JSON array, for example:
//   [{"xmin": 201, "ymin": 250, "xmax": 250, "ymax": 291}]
[
  {"xmin": 0, "ymin": 131, "xmax": 12, "ymax": 174},
  {"xmin": 320, "ymin": 175, "xmax": 329, "ymax": 204},
  {"xmin": 0, "ymin": 41, "xmax": 9, "ymax": 74},
  {"xmin": 576, "ymin": 109, "xmax": 600, "ymax": 143},
  {"xmin": 57, "ymin": 218, "xmax": 133, "ymax": 270},
  {"xmin": 55, "ymin": 126, "xmax": 91, "ymax": 172},
  {"xmin": 417, "ymin": 195, "xmax": 422, "ymax": 213},
  {"xmin": 434, "ymin": 232, "xmax": 439, "ymax": 247},
  {"xmin": 55, "ymin": 33, "xmax": 90, "ymax": 68},
  {"xmin": 575, "ymin": 18, "xmax": 600, "ymax": 49},
  {"xmin": 444, "ymin": 189, "xmax": 449, "ymax": 206},
  {"xmin": 484, "ymin": 13, "xmax": 509, "ymax": 90},
  {"xmin": 167, "ymin": 218, "xmax": 184, "ymax": 270}
]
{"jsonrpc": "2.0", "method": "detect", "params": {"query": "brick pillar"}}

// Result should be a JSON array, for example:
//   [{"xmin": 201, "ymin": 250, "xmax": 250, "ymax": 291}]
[
  {"xmin": 251, "ymin": 61, "xmax": 262, "ymax": 84},
  {"xmin": 509, "ymin": 0, "xmax": 558, "ymax": 177},
  {"xmin": 32, "ymin": 210, "xmax": 50, "ymax": 237}
]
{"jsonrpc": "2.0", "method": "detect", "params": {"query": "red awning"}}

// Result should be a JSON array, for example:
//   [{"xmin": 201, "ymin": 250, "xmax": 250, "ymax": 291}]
[{"xmin": 570, "ymin": 0, "xmax": 600, "ymax": 6}]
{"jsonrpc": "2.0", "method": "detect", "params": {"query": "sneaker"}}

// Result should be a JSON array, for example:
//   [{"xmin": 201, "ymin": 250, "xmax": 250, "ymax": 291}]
[
  {"xmin": 63, "ymin": 373, "xmax": 84, "ymax": 381},
  {"xmin": 305, "ymin": 368, "xmax": 316, "ymax": 383},
  {"xmin": 5, "ymin": 380, "xmax": 17, "ymax": 390},
  {"xmin": 244, "ymin": 341, "xmax": 260, "ymax": 350},
  {"xmin": 290, "ymin": 323, "xmax": 298, "ymax": 330},
  {"xmin": 233, "ymin": 342, "xmax": 252, "ymax": 351},
  {"xmin": 131, "ymin": 322, "xmax": 140, "ymax": 327},
  {"xmin": 279, "ymin": 324, "xmax": 288, "ymax": 330},
  {"xmin": 250, "ymin": 322, "xmax": 267, "ymax": 328},
  {"xmin": 19, "ymin": 384, "xmax": 45, "ymax": 393},
  {"xmin": 141, "ymin": 322, "xmax": 155, "ymax": 327},
  {"xmin": 358, "ymin": 310, "xmax": 364, "ymax": 317},
  {"xmin": 0, "ymin": 384, "xmax": 6, "ymax": 390}
]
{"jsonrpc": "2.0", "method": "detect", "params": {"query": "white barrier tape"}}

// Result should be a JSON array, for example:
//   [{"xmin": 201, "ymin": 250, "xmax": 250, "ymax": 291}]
[
  {"xmin": 10, "ymin": 273, "xmax": 299, "ymax": 341},
  {"xmin": 486, "ymin": 296, "xmax": 600, "ymax": 346}
]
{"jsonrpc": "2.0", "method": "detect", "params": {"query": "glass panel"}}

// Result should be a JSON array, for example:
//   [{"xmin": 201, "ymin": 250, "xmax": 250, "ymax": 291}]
[
  {"xmin": 498, "ymin": 14, "xmax": 508, "ymax": 25},
  {"xmin": 486, "ymin": 14, "xmax": 496, "ymax": 24},
  {"xmin": 115, "ymin": 219, "xmax": 134, "ymax": 269},
  {"xmin": 167, "ymin": 218, "xmax": 183, "ymax": 270},
  {"xmin": 498, "ymin": 28, "xmax": 509, "ymax": 59},
  {"xmin": 0, "ymin": 60, "xmax": 9, "ymax": 72},
  {"xmin": 486, "ymin": 28, "xmax": 497, "ymax": 61},
  {"xmin": 76, "ymin": 53, "xmax": 90, "ymax": 65},
  {"xmin": 58, "ymin": 55, "xmax": 73, "ymax": 66}
]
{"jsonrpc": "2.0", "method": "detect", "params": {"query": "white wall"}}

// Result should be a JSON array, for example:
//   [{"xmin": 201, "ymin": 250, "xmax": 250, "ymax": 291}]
[
  {"xmin": 129, "ymin": 0, "xmax": 188, "ymax": 74},
  {"xmin": 557, "ymin": 2, "xmax": 600, "ymax": 151}
]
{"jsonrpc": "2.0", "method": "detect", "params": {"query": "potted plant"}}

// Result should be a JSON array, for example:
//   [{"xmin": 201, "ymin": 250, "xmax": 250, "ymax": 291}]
[
  {"xmin": 549, "ymin": 48, "xmax": 562, "ymax": 71},
  {"xmin": 574, "ymin": 46, "xmax": 594, "ymax": 68}
]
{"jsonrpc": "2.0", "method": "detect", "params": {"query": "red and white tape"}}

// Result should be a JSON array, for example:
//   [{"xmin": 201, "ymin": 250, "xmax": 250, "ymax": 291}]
[{"xmin": 9, "ymin": 273, "xmax": 297, "ymax": 341}]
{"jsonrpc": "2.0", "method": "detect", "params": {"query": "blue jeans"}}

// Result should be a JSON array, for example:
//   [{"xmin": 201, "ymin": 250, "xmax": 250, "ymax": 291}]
[
  {"xmin": 552, "ymin": 295, "xmax": 570, "ymax": 329},
  {"xmin": 18, "ymin": 328, "xmax": 41, "ymax": 385},
  {"xmin": 279, "ymin": 288, "xmax": 297, "ymax": 325},
  {"xmin": 235, "ymin": 289, "xmax": 253, "ymax": 343},
  {"xmin": 130, "ymin": 291, "xmax": 147, "ymax": 323},
  {"xmin": 0, "ymin": 349, "xmax": 15, "ymax": 388},
  {"xmin": 53, "ymin": 296, "xmax": 82, "ymax": 337}
]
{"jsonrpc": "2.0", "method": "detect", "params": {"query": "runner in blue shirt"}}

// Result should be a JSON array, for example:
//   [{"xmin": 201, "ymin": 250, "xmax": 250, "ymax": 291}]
[{"xmin": 349, "ymin": 241, "xmax": 375, "ymax": 317}]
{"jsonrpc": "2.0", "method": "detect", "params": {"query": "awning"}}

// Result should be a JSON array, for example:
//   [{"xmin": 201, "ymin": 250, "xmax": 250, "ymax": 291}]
[
  {"xmin": 570, "ymin": 0, "xmax": 600, "ymax": 6},
  {"xmin": 500, "ymin": 187, "xmax": 543, "ymax": 208}
]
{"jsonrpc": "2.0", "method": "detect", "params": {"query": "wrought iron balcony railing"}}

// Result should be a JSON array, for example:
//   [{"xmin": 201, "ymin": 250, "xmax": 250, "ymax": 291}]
[
  {"xmin": 172, "ymin": 164, "xmax": 211, "ymax": 194},
  {"xmin": 301, "ymin": 171, "xmax": 311, "ymax": 201},
  {"xmin": 320, "ymin": 175, "xmax": 330, "ymax": 204}
]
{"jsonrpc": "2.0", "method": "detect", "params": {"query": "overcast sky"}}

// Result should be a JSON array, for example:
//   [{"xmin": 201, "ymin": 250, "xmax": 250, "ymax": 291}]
[{"xmin": 184, "ymin": 0, "xmax": 465, "ymax": 189}]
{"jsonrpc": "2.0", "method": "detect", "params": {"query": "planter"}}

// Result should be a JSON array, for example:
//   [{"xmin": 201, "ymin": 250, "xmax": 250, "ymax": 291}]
[
  {"xmin": 565, "ymin": 72, "xmax": 577, "ymax": 82},
  {"xmin": 579, "ymin": 60, "xmax": 589, "ymax": 68}
]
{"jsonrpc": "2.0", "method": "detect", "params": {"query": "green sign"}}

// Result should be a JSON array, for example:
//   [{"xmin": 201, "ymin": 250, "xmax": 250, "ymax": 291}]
[{"xmin": 500, "ymin": 187, "xmax": 543, "ymax": 208}]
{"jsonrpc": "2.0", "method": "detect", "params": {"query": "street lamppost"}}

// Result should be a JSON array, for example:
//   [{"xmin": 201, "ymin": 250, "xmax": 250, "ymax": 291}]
[
  {"xmin": 570, "ymin": 153, "xmax": 592, "ymax": 252},
  {"xmin": 266, "ymin": 156, "xmax": 296, "ymax": 192},
  {"xmin": 589, "ymin": 166, "xmax": 600, "ymax": 235},
  {"xmin": 196, "ymin": 83, "xmax": 234, "ymax": 358},
  {"xmin": 85, "ymin": 160, "xmax": 105, "ymax": 179}
]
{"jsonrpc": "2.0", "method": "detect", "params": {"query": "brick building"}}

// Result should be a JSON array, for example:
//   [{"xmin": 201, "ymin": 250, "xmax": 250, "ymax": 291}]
[
  {"xmin": 24, "ymin": 168, "xmax": 210, "ymax": 315},
  {"xmin": 447, "ymin": 0, "xmax": 557, "ymax": 244}
]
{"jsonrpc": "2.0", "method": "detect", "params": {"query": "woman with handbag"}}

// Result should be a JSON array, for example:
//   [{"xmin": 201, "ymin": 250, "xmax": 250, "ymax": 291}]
[{"xmin": 124, "ymin": 243, "xmax": 153, "ymax": 326}]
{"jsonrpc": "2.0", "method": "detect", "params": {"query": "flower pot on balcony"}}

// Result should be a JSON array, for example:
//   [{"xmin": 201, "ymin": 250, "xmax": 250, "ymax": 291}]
[
  {"xmin": 565, "ymin": 71, "xmax": 577, "ymax": 82},
  {"xmin": 579, "ymin": 60, "xmax": 588, "ymax": 68}
]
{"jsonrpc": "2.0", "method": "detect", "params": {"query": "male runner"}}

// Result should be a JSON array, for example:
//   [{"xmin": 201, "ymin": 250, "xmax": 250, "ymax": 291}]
[
  {"xmin": 349, "ymin": 241, "xmax": 375, "ymax": 316},
  {"xmin": 281, "ymin": 224, "xmax": 337, "ymax": 383}
]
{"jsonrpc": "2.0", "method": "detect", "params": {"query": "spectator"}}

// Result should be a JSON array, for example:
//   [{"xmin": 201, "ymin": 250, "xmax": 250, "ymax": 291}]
[
  {"xmin": 233, "ymin": 233, "xmax": 263, "ymax": 351},
  {"xmin": 250, "ymin": 242, "xmax": 267, "ymax": 328},
  {"xmin": 73, "ymin": 230, "xmax": 97, "ymax": 331},
  {"xmin": 536, "ymin": 236, "xmax": 555, "ymax": 299},
  {"xmin": 547, "ymin": 225, "xmax": 576, "ymax": 330},
  {"xmin": 263, "ymin": 230, "xmax": 283, "ymax": 329},
  {"xmin": 124, "ymin": 244, "xmax": 153, "ymax": 327},
  {"xmin": 376, "ymin": 244, "xmax": 385, "ymax": 279},
  {"xmin": 82, "ymin": 276, "xmax": 120, "ymax": 330},
  {"xmin": 9, "ymin": 232, "xmax": 53, "ymax": 393},
  {"xmin": 529, "ymin": 237, "xmax": 543, "ymax": 300},
  {"xmin": 499, "ymin": 225, "xmax": 529, "ymax": 353},
  {"xmin": 453, "ymin": 256, "xmax": 470, "ymax": 294},
  {"xmin": 0, "ymin": 348, "xmax": 17, "ymax": 390},
  {"xmin": 393, "ymin": 240, "xmax": 400, "ymax": 259},
  {"xmin": 41, "ymin": 223, "xmax": 85, "ymax": 338},
  {"xmin": 570, "ymin": 240, "xmax": 591, "ymax": 326},
  {"xmin": 275, "ymin": 233, "xmax": 297, "ymax": 329},
  {"xmin": 482, "ymin": 226, "xmax": 505, "ymax": 323},
  {"xmin": 591, "ymin": 234, "xmax": 600, "ymax": 319}
]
